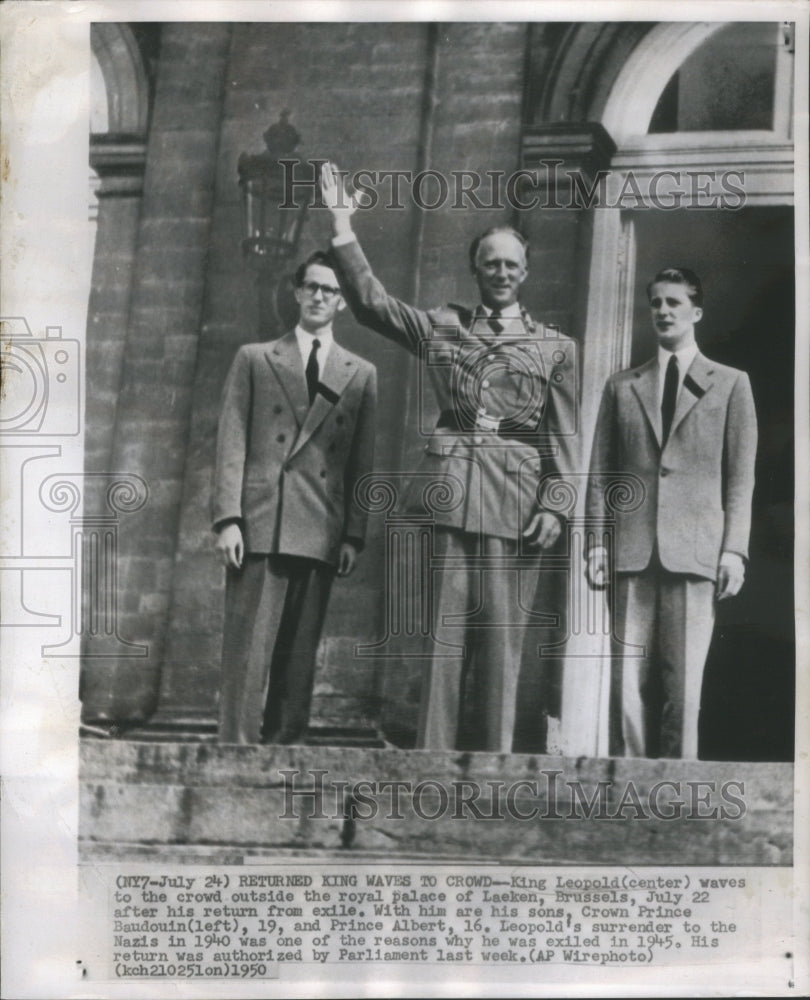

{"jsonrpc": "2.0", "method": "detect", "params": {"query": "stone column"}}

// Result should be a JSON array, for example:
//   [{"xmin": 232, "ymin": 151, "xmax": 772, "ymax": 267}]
[{"xmin": 81, "ymin": 24, "xmax": 233, "ymax": 724}]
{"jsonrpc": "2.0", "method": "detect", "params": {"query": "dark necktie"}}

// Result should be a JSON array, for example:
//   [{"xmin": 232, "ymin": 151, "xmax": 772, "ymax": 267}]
[
  {"xmin": 305, "ymin": 338, "xmax": 321, "ymax": 404},
  {"xmin": 487, "ymin": 310, "xmax": 504, "ymax": 334},
  {"xmin": 661, "ymin": 354, "xmax": 679, "ymax": 444}
]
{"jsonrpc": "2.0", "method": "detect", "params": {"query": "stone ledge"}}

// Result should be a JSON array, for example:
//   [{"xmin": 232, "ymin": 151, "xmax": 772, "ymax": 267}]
[{"xmin": 79, "ymin": 740, "xmax": 793, "ymax": 866}]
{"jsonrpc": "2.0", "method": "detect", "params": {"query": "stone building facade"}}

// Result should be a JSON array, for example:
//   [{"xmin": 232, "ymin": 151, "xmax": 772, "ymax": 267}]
[{"xmin": 83, "ymin": 20, "xmax": 795, "ymax": 760}]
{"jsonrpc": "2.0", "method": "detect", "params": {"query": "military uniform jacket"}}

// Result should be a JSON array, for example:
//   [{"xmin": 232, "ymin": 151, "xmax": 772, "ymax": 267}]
[
  {"xmin": 212, "ymin": 332, "xmax": 376, "ymax": 566},
  {"xmin": 333, "ymin": 239, "xmax": 578, "ymax": 540},
  {"xmin": 586, "ymin": 352, "xmax": 757, "ymax": 581}
]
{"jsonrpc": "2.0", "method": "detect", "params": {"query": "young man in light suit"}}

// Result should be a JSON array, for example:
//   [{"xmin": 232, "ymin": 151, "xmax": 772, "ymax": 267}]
[
  {"xmin": 212, "ymin": 251, "xmax": 376, "ymax": 744},
  {"xmin": 586, "ymin": 267, "xmax": 757, "ymax": 760}
]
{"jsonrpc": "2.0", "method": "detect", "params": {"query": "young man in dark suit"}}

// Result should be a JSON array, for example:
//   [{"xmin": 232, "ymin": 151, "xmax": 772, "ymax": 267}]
[
  {"xmin": 212, "ymin": 251, "xmax": 376, "ymax": 744},
  {"xmin": 586, "ymin": 267, "xmax": 757, "ymax": 759}
]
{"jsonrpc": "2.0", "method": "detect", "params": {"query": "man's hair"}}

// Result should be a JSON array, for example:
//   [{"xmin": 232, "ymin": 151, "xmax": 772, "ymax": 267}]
[
  {"xmin": 646, "ymin": 267, "xmax": 704, "ymax": 307},
  {"xmin": 295, "ymin": 249, "xmax": 337, "ymax": 287},
  {"xmin": 468, "ymin": 226, "xmax": 529, "ymax": 271}
]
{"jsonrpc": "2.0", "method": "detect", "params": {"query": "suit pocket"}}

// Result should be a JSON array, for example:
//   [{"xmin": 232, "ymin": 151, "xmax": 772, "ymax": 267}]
[{"xmin": 695, "ymin": 507, "xmax": 723, "ymax": 568}]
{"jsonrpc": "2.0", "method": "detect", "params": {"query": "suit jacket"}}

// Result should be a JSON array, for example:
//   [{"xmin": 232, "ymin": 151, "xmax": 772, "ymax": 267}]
[
  {"xmin": 586, "ymin": 351, "xmax": 757, "ymax": 580},
  {"xmin": 212, "ymin": 331, "xmax": 376, "ymax": 566},
  {"xmin": 332, "ymin": 239, "xmax": 579, "ymax": 539}
]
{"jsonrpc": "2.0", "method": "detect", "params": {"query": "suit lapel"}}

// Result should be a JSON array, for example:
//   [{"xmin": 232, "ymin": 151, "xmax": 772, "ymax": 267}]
[
  {"xmin": 629, "ymin": 358, "xmax": 662, "ymax": 448},
  {"xmin": 288, "ymin": 342, "xmax": 359, "ymax": 458},
  {"xmin": 265, "ymin": 331, "xmax": 309, "ymax": 427},
  {"xmin": 669, "ymin": 352, "xmax": 714, "ymax": 439}
]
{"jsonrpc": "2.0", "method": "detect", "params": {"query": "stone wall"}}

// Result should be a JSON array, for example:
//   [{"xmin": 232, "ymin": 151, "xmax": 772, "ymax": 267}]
[{"xmin": 85, "ymin": 22, "xmax": 582, "ymax": 743}]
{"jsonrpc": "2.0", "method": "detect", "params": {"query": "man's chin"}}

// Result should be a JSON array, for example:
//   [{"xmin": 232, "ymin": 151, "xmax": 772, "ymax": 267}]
[{"xmin": 656, "ymin": 329, "xmax": 680, "ymax": 348}]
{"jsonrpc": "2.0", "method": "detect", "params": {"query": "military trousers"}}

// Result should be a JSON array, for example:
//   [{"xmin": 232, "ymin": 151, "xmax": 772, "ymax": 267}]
[{"xmin": 416, "ymin": 527, "xmax": 538, "ymax": 753}]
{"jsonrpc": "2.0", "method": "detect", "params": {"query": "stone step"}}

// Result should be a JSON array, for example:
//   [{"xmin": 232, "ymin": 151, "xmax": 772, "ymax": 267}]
[{"xmin": 80, "ymin": 740, "xmax": 792, "ymax": 866}]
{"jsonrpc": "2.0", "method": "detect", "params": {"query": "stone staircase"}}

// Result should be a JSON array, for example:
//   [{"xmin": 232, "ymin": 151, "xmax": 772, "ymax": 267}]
[{"xmin": 80, "ymin": 739, "xmax": 793, "ymax": 866}]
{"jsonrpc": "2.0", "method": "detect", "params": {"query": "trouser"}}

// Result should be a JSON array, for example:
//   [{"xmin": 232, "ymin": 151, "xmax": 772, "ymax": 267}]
[
  {"xmin": 612, "ymin": 563, "xmax": 715, "ymax": 759},
  {"xmin": 417, "ymin": 528, "xmax": 537, "ymax": 753},
  {"xmin": 218, "ymin": 554, "xmax": 334, "ymax": 745}
]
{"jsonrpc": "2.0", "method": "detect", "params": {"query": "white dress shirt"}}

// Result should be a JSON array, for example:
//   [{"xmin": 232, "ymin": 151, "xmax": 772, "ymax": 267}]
[
  {"xmin": 295, "ymin": 324, "xmax": 333, "ymax": 372},
  {"xmin": 480, "ymin": 302, "xmax": 522, "ymax": 320},
  {"xmin": 657, "ymin": 341, "xmax": 699, "ymax": 410}
]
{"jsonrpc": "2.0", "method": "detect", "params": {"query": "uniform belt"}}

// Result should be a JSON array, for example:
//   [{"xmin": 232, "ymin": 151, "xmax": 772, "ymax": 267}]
[{"xmin": 436, "ymin": 409, "xmax": 539, "ymax": 442}]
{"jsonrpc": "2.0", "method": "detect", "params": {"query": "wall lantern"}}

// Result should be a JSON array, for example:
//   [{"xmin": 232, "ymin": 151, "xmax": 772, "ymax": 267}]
[{"xmin": 237, "ymin": 111, "xmax": 307, "ymax": 334}]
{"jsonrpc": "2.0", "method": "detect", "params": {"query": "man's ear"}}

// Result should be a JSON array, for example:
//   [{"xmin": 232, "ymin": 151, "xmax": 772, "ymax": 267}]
[
  {"xmin": 693, "ymin": 305, "xmax": 703, "ymax": 324},
  {"xmin": 336, "ymin": 297, "xmax": 346, "ymax": 313}
]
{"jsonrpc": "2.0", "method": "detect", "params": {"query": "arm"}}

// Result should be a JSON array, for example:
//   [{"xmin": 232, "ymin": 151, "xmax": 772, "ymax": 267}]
[
  {"xmin": 321, "ymin": 162, "xmax": 434, "ymax": 353},
  {"xmin": 540, "ymin": 336, "xmax": 581, "ymax": 491},
  {"xmin": 342, "ymin": 365, "xmax": 377, "ymax": 555},
  {"xmin": 212, "ymin": 348, "xmax": 251, "ymax": 568},
  {"xmin": 717, "ymin": 372, "xmax": 758, "ymax": 598},
  {"xmin": 525, "ymin": 339, "xmax": 581, "ymax": 549},
  {"xmin": 584, "ymin": 379, "xmax": 618, "ymax": 590}
]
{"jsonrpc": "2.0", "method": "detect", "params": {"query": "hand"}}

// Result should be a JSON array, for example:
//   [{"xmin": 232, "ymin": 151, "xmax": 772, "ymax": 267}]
[
  {"xmin": 321, "ymin": 162, "xmax": 358, "ymax": 236},
  {"xmin": 585, "ymin": 549, "xmax": 608, "ymax": 591},
  {"xmin": 523, "ymin": 511, "xmax": 562, "ymax": 550},
  {"xmin": 716, "ymin": 552, "xmax": 745, "ymax": 600},
  {"xmin": 337, "ymin": 541, "xmax": 358, "ymax": 577},
  {"xmin": 215, "ymin": 523, "xmax": 244, "ymax": 570}
]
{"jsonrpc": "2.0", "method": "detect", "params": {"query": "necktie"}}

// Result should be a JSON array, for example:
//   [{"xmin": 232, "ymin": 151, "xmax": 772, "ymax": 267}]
[
  {"xmin": 306, "ymin": 338, "xmax": 321, "ymax": 404},
  {"xmin": 661, "ymin": 354, "xmax": 679, "ymax": 444},
  {"xmin": 487, "ymin": 310, "xmax": 504, "ymax": 334}
]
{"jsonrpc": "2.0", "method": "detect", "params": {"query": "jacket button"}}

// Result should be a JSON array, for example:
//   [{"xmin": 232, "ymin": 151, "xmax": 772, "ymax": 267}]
[
  {"xmin": 660, "ymin": 467, "xmax": 669, "ymax": 477},
  {"xmin": 277, "ymin": 433, "xmax": 286, "ymax": 443},
  {"xmin": 336, "ymin": 415, "xmax": 345, "ymax": 425},
  {"xmin": 320, "ymin": 469, "xmax": 326, "ymax": 478},
  {"xmin": 273, "ymin": 404, "xmax": 283, "ymax": 414}
]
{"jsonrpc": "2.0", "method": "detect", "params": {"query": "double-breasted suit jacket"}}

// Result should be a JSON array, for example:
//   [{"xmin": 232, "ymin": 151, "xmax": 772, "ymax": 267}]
[
  {"xmin": 587, "ymin": 351, "xmax": 757, "ymax": 578},
  {"xmin": 332, "ymin": 239, "xmax": 578, "ymax": 538},
  {"xmin": 212, "ymin": 331, "xmax": 376, "ymax": 745},
  {"xmin": 213, "ymin": 332, "xmax": 377, "ymax": 564}
]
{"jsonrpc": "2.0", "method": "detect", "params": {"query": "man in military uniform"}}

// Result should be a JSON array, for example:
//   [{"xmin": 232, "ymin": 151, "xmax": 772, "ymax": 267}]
[{"xmin": 321, "ymin": 163, "xmax": 578, "ymax": 752}]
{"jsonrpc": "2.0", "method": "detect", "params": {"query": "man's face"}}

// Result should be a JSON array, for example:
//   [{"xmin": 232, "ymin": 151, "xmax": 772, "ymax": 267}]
[
  {"xmin": 648, "ymin": 281, "xmax": 703, "ymax": 351},
  {"xmin": 294, "ymin": 263, "xmax": 345, "ymax": 332},
  {"xmin": 473, "ymin": 232, "xmax": 528, "ymax": 310}
]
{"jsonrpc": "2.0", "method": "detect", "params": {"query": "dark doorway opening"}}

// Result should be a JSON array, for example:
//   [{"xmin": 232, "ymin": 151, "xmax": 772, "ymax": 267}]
[{"xmin": 630, "ymin": 206, "xmax": 795, "ymax": 761}]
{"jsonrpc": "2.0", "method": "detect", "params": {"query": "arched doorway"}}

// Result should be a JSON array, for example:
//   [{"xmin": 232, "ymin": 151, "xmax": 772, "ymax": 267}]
[{"xmin": 564, "ymin": 20, "xmax": 795, "ymax": 760}]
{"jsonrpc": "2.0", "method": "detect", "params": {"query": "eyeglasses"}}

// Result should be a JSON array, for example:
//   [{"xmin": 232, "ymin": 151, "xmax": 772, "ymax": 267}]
[{"xmin": 300, "ymin": 281, "xmax": 342, "ymax": 300}]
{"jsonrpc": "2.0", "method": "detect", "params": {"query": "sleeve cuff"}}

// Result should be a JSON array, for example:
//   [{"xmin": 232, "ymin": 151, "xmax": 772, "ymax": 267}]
[
  {"xmin": 213, "ymin": 517, "xmax": 243, "ymax": 533},
  {"xmin": 331, "ymin": 231, "xmax": 358, "ymax": 247}
]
